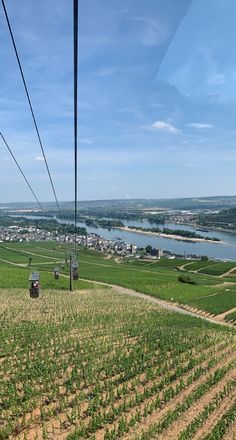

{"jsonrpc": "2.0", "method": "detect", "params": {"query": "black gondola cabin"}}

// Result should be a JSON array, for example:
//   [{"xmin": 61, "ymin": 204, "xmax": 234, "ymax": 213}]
[
  {"xmin": 72, "ymin": 261, "xmax": 79, "ymax": 280},
  {"xmin": 29, "ymin": 272, "xmax": 40, "ymax": 298},
  {"xmin": 54, "ymin": 267, "xmax": 60, "ymax": 280}
]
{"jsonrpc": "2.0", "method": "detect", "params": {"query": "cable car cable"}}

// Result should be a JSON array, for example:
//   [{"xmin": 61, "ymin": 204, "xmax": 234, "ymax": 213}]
[
  {"xmin": 0, "ymin": 244, "xmax": 26, "ymax": 257},
  {"xmin": 0, "ymin": 132, "xmax": 47, "ymax": 213},
  {"xmin": 0, "ymin": 243, "xmax": 35, "ymax": 259},
  {"xmin": 1, "ymin": 0, "xmax": 61, "ymax": 215}
]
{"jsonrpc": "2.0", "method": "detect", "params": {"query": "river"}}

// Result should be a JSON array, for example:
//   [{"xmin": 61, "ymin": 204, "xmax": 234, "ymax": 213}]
[{"xmin": 13, "ymin": 215, "xmax": 236, "ymax": 260}]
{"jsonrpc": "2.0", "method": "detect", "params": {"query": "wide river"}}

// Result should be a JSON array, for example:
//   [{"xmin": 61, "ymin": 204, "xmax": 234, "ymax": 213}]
[{"xmin": 17, "ymin": 215, "xmax": 236, "ymax": 260}]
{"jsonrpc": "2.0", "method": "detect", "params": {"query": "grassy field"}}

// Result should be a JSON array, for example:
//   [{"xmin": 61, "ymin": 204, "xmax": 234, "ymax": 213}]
[
  {"xmin": 0, "ymin": 287, "xmax": 236, "ymax": 439},
  {"xmin": 0, "ymin": 242, "xmax": 236, "ymax": 319}
]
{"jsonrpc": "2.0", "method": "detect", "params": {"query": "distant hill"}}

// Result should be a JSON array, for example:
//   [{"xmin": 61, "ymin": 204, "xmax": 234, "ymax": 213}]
[
  {"xmin": 199, "ymin": 207, "xmax": 236, "ymax": 229},
  {"xmin": 2, "ymin": 195, "xmax": 236, "ymax": 212}
]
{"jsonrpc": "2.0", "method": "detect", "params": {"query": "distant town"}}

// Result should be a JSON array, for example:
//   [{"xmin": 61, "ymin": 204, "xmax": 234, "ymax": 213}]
[
  {"xmin": 1, "ymin": 196, "xmax": 236, "ymax": 262},
  {"xmin": 0, "ymin": 223, "xmax": 216, "ymax": 262}
]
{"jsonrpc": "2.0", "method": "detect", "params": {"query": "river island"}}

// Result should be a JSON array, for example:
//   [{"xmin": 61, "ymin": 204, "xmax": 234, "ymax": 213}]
[{"xmin": 116, "ymin": 226, "xmax": 222, "ymax": 244}]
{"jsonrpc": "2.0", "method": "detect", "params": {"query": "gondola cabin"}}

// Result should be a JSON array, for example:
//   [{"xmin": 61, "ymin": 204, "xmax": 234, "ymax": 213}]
[
  {"xmin": 72, "ymin": 261, "xmax": 79, "ymax": 280},
  {"xmin": 54, "ymin": 267, "xmax": 60, "ymax": 280},
  {"xmin": 29, "ymin": 272, "xmax": 40, "ymax": 298}
]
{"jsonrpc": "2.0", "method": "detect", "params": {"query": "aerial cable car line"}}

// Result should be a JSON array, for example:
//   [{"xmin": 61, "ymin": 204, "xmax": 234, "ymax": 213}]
[
  {"xmin": 1, "ymin": 0, "xmax": 61, "ymax": 216},
  {"xmin": 0, "ymin": 132, "xmax": 47, "ymax": 214},
  {"xmin": 0, "ymin": 245, "xmax": 62, "ymax": 268},
  {"xmin": 0, "ymin": 244, "xmax": 38, "ymax": 268},
  {"xmin": 66, "ymin": 0, "xmax": 79, "ymax": 292}
]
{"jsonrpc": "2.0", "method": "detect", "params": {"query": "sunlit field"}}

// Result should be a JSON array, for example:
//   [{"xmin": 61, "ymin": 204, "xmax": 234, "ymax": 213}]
[
  {"xmin": 1, "ymin": 242, "xmax": 236, "ymax": 320},
  {"xmin": 0, "ymin": 287, "xmax": 236, "ymax": 439}
]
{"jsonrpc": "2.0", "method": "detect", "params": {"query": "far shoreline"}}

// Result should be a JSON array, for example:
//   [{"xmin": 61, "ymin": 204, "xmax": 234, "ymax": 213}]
[{"xmin": 116, "ymin": 226, "xmax": 223, "ymax": 244}]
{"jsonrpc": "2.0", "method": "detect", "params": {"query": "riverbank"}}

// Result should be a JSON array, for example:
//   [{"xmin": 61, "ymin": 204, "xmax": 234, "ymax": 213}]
[
  {"xmin": 176, "ymin": 221, "xmax": 236, "ymax": 236},
  {"xmin": 116, "ymin": 226, "xmax": 223, "ymax": 244}
]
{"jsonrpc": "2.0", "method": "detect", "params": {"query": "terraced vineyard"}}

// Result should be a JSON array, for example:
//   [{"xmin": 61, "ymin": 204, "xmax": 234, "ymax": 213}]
[
  {"xmin": 1, "ymin": 242, "xmax": 236, "ymax": 322},
  {"xmin": 188, "ymin": 288, "xmax": 236, "ymax": 316},
  {"xmin": 0, "ymin": 287, "xmax": 236, "ymax": 439},
  {"xmin": 184, "ymin": 261, "xmax": 236, "ymax": 276},
  {"xmin": 197, "ymin": 262, "xmax": 236, "ymax": 276},
  {"xmin": 182, "ymin": 261, "xmax": 216, "ymax": 272}
]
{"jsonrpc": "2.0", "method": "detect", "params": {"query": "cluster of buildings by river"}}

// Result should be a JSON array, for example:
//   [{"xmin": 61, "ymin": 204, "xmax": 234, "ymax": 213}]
[{"xmin": 0, "ymin": 224, "xmax": 213, "ymax": 261}]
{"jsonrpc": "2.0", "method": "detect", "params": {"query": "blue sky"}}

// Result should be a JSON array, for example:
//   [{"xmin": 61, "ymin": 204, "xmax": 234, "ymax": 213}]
[{"xmin": 0, "ymin": 0, "xmax": 236, "ymax": 202}]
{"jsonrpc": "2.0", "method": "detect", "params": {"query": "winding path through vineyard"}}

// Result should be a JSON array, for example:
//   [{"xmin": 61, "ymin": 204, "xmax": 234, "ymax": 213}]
[{"xmin": 80, "ymin": 277, "xmax": 235, "ymax": 328}]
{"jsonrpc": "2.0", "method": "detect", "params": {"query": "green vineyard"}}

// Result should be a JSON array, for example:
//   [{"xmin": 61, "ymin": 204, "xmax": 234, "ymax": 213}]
[
  {"xmin": 0, "ymin": 288, "xmax": 235, "ymax": 439},
  {"xmin": 0, "ymin": 242, "xmax": 236, "ymax": 438}
]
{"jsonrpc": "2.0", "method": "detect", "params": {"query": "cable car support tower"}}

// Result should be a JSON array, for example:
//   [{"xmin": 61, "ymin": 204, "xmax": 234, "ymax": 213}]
[{"xmin": 70, "ymin": 0, "xmax": 79, "ymax": 291}]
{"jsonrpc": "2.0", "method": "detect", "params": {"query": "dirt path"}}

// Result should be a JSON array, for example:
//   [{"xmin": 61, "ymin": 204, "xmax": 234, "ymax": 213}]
[
  {"xmin": 4, "ymin": 246, "xmax": 60, "ymax": 261},
  {"xmin": 220, "ymin": 265, "xmax": 236, "ymax": 277},
  {"xmin": 0, "ymin": 258, "xmax": 63, "ymax": 267},
  {"xmin": 215, "ymin": 307, "xmax": 236, "ymax": 321},
  {"xmin": 178, "ymin": 262, "xmax": 194, "ymax": 270},
  {"xmin": 36, "ymin": 260, "xmax": 64, "ymax": 265},
  {"xmin": 103, "ymin": 254, "xmax": 112, "ymax": 260},
  {"xmin": 193, "ymin": 285, "xmax": 233, "ymax": 301},
  {"xmin": 36, "ymin": 246, "xmax": 65, "ymax": 255},
  {"xmin": 79, "ymin": 278, "xmax": 235, "ymax": 328},
  {"xmin": 213, "ymin": 281, "xmax": 235, "ymax": 288},
  {"xmin": 192, "ymin": 263, "xmax": 216, "ymax": 273},
  {"xmin": 0, "ymin": 258, "xmax": 24, "ymax": 266}
]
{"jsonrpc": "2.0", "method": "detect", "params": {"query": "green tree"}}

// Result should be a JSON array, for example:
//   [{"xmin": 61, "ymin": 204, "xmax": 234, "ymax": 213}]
[
  {"xmin": 146, "ymin": 245, "xmax": 152, "ymax": 254},
  {"xmin": 201, "ymin": 256, "xmax": 208, "ymax": 261}
]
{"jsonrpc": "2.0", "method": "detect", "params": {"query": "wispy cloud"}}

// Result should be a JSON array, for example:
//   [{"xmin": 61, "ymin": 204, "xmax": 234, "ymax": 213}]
[
  {"xmin": 184, "ymin": 162, "xmax": 201, "ymax": 168},
  {"xmin": 149, "ymin": 120, "xmax": 180, "ymax": 133},
  {"xmin": 92, "ymin": 67, "xmax": 119, "ymax": 77},
  {"xmin": 80, "ymin": 138, "xmax": 93, "ymax": 145},
  {"xmin": 117, "ymin": 107, "xmax": 144, "ymax": 119},
  {"xmin": 91, "ymin": 65, "xmax": 144, "ymax": 78},
  {"xmin": 131, "ymin": 17, "xmax": 170, "ymax": 47},
  {"xmin": 80, "ymin": 148, "xmax": 144, "ymax": 165},
  {"xmin": 199, "ymin": 47, "xmax": 226, "ymax": 87},
  {"xmin": 187, "ymin": 123, "xmax": 213, "ymax": 129},
  {"xmin": 207, "ymin": 73, "xmax": 225, "ymax": 86}
]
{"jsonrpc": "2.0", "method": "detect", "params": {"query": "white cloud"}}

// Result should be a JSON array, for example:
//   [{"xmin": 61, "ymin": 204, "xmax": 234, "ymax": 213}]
[
  {"xmin": 92, "ymin": 66, "xmax": 119, "ymax": 77},
  {"xmin": 207, "ymin": 73, "xmax": 225, "ymax": 86},
  {"xmin": 184, "ymin": 163, "xmax": 200, "ymax": 168},
  {"xmin": 187, "ymin": 123, "xmax": 213, "ymax": 129},
  {"xmin": 35, "ymin": 156, "xmax": 44, "ymax": 161},
  {"xmin": 132, "ymin": 17, "xmax": 170, "ymax": 47},
  {"xmin": 80, "ymin": 148, "xmax": 144, "ymax": 165},
  {"xmin": 150, "ymin": 120, "xmax": 180, "ymax": 133},
  {"xmin": 80, "ymin": 138, "xmax": 93, "ymax": 145}
]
